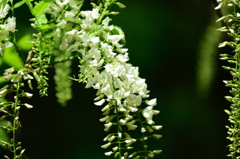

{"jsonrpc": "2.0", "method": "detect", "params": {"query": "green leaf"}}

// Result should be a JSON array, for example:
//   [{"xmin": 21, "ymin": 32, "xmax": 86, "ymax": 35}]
[
  {"xmin": 39, "ymin": 23, "xmax": 55, "ymax": 30},
  {"xmin": 0, "ymin": 0, "xmax": 7, "ymax": 9},
  {"xmin": 33, "ymin": 0, "xmax": 51, "ymax": 15},
  {"xmin": 2, "ymin": 47, "xmax": 24, "ymax": 69},
  {"xmin": 13, "ymin": 1, "xmax": 25, "ymax": 8},
  {"xmin": 35, "ymin": 12, "xmax": 48, "ymax": 26},
  {"xmin": 43, "ymin": 0, "xmax": 52, "ymax": 3},
  {"xmin": 17, "ymin": 34, "xmax": 33, "ymax": 50},
  {"xmin": 112, "ymin": 26, "xmax": 126, "ymax": 44}
]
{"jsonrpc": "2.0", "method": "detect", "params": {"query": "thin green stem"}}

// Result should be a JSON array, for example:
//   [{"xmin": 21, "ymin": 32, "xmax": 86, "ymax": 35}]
[
  {"xmin": 13, "ymin": 81, "xmax": 20, "ymax": 159},
  {"xmin": 10, "ymin": 0, "xmax": 16, "ymax": 42},
  {"xmin": 137, "ymin": 111, "xmax": 148, "ymax": 156},
  {"xmin": 11, "ymin": 39, "xmax": 25, "ymax": 62},
  {"xmin": 115, "ymin": 102, "xmax": 122, "ymax": 159}
]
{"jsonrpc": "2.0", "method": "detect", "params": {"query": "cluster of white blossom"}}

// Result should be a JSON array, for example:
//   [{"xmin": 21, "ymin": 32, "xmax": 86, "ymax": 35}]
[
  {"xmin": 0, "ymin": 2, "xmax": 16, "ymax": 55},
  {"xmin": 79, "ymin": 9, "xmax": 162, "ymax": 158},
  {"xmin": 45, "ymin": 0, "xmax": 162, "ymax": 158},
  {"xmin": 2, "ymin": 67, "xmax": 34, "ymax": 103}
]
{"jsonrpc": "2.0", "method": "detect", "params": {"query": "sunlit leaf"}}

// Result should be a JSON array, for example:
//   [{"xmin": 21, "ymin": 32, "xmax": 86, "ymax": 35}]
[
  {"xmin": 17, "ymin": 34, "xmax": 33, "ymax": 50},
  {"xmin": 33, "ymin": 0, "xmax": 51, "ymax": 15},
  {"xmin": 0, "ymin": 0, "xmax": 7, "ymax": 9},
  {"xmin": 3, "ymin": 47, "xmax": 24, "ymax": 69},
  {"xmin": 14, "ymin": 1, "xmax": 25, "ymax": 8},
  {"xmin": 39, "ymin": 23, "xmax": 55, "ymax": 29},
  {"xmin": 35, "ymin": 12, "xmax": 48, "ymax": 26}
]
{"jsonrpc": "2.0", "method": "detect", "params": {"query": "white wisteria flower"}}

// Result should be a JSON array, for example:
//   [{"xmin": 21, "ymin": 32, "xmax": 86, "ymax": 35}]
[
  {"xmin": 3, "ymin": 17, "xmax": 17, "ymax": 32},
  {"xmin": 0, "ymin": 4, "xmax": 10, "ymax": 19},
  {"xmin": 142, "ymin": 106, "xmax": 155, "ymax": 125}
]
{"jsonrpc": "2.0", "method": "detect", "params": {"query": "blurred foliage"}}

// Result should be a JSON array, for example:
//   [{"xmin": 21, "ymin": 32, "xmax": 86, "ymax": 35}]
[
  {"xmin": 2, "ymin": 47, "xmax": 23, "ymax": 69},
  {"xmin": 196, "ymin": 13, "xmax": 222, "ymax": 98}
]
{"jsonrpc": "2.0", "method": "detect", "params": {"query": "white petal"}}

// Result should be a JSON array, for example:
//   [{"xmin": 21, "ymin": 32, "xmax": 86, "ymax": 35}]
[{"xmin": 94, "ymin": 99, "xmax": 105, "ymax": 106}]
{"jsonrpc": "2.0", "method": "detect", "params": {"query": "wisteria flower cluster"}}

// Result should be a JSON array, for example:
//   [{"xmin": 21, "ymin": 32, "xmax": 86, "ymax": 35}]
[
  {"xmin": 0, "ymin": 2, "xmax": 16, "ymax": 55},
  {"xmin": 0, "ymin": 0, "xmax": 162, "ymax": 158},
  {"xmin": 216, "ymin": 0, "xmax": 240, "ymax": 158}
]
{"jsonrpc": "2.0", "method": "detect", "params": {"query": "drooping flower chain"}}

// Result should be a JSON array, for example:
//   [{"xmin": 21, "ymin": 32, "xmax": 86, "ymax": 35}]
[
  {"xmin": 45, "ymin": 0, "xmax": 162, "ymax": 158},
  {"xmin": 0, "ymin": 0, "xmax": 36, "ymax": 158},
  {"xmin": 216, "ymin": 0, "xmax": 240, "ymax": 158}
]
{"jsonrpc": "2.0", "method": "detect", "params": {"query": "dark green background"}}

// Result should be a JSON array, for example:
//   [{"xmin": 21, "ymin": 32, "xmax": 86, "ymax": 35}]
[{"xmin": 0, "ymin": 0, "xmax": 232, "ymax": 158}]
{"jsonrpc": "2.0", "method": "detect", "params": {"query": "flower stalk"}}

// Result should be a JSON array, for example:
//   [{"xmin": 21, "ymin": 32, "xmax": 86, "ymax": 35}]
[{"xmin": 216, "ymin": 0, "xmax": 240, "ymax": 158}]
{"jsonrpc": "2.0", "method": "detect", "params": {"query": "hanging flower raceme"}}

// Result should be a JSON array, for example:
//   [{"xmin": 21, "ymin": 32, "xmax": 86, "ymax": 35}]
[
  {"xmin": 60, "ymin": 3, "xmax": 162, "ymax": 158},
  {"xmin": 216, "ymin": 0, "xmax": 240, "ymax": 158}
]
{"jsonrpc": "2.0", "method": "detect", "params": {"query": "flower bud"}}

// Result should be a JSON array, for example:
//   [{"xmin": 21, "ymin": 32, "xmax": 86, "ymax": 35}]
[
  {"xmin": 105, "ymin": 151, "xmax": 113, "ymax": 156},
  {"xmin": 118, "ymin": 132, "xmax": 122, "ymax": 138},
  {"xmin": 90, "ymin": 2, "xmax": 97, "ymax": 8},
  {"xmin": 100, "ymin": 115, "xmax": 109, "ymax": 122},
  {"xmin": 101, "ymin": 142, "xmax": 111, "ymax": 149},
  {"xmin": 0, "ymin": 89, "xmax": 7, "ymax": 98},
  {"xmin": 225, "ymin": 96, "xmax": 233, "ymax": 102},
  {"xmin": 153, "ymin": 134, "xmax": 162, "ymax": 139},
  {"xmin": 94, "ymin": 99, "xmax": 105, "ymax": 106},
  {"xmin": 153, "ymin": 150, "xmax": 162, "ymax": 154},
  {"xmin": 112, "ymin": 146, "xmax": 118, "ymax": 152},
  {"xmin": 114, "ymin": 152, "xmax": 119, "ymax": 158},
  {"xmin": 94, "ymin": 94, "xmax": 105, "ymax": 101},
  {"xmin": 33, "ymin": 72, "xmax": 40, "ymax": 82},
  {"xmin": 116, "ymin": 2, "xmax": 126, "ymax": 8},
  {"xmin": 4, "ymin": 155, "xmax": 10, "ymax": 159},
  {"xmin": 28, "ymin": 80, "xmax": 33, "ymax": 90},
  {"xmin": 102, "ymin": 105, "xmax": 110, "ymax": 112},
  {"xmin": 149, "ymin": 152, "xmax": 154, "ymax": 158},
  {"xmin": 110, "ymin": 12, "xmax": 119, "ymax": 15},
  {"xmin": 124, "ymin": 152, "xmax": 128, "ymax": 157},
  {"xmin": 24, "ymin": 103, "xmax": 33, "ymax": 109},
  {"xmin": 24, "ymin": 92, "xmax": 33, "ymax": 98},
  {"xmin": 129, "ymin": 152, "xmax": 137, "ymax": 158},
  {"xmin": 215, "ymin": 3, "xmax": 223, "ymax": 10},
  {"xmin": 216, "ymin": 16, "xmax": 226, "ymax": 22},
  {"xmin": 108, "ymin": 135, "xmax": 115, "ymax": 142},
  {"xmin": 29, "ymin": 18, "xmax": 35, "ymax": 22},
  {"xmin": 228, "ymin": 60, "xmax": 237, "ymax": 64},
  {"xmin": 222, "ymin": 66, "xmax": 231, "ymax": 70},
  {"xmin": 152, "ymin": 125, "xmax": 163, "ymax": 130}
]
